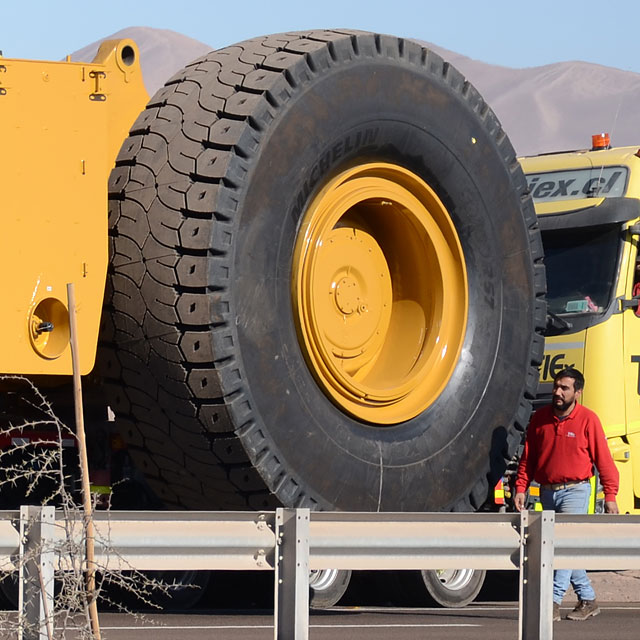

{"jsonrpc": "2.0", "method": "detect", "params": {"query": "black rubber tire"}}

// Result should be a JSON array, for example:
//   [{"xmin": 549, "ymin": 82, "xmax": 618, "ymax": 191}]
[
  {"xmin": 102, "ymin": 30, "xmax": 545, "ymax": 511},
  {"xmin": 0, "ymin": 573, "xmax": 18, "ymax": 609},
  {"xmin": 421, "ymin": 569, "xmax": 486, "ymax": 608},
  {"xmin": 133, "ymin": 570, "xmax": 210, "ymax": 610},
  {"xmin": 309, "ymin": 569, "xmax": 352, "ymax": 609},
  {"xmin": 387, "ymin": 569, "xmax": 486, "ymax": 608},
  {"xmin": 102, "ymin": 570, "xmax": 210, "ymax": 611}
]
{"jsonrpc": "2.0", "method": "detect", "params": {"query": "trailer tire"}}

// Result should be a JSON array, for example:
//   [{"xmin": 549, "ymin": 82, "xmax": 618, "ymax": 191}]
[
  {"xmin": 309, "ymin": 569, "xmax": 352, "ymax": 609},
  {"xmin": 0, "ymin": 574, "xmax": 17, "ymax": 609},
  {"xmin": 104, "ymin": 30, "xmax": 544, "ymax": 512},
  {"xmin": 421, "ymin": 569, "xmax": 486, "ymax": 608},
  {"xmin": 138, "ymin": 570, "xmax": 210, "ymax": 610},
  {"xmin": 388, "ymin": 569, "xmax": 486, "ymax": 608},
  {"xmin": 103, "ymin": 570, "xmax": 210, "ymax": 611}
]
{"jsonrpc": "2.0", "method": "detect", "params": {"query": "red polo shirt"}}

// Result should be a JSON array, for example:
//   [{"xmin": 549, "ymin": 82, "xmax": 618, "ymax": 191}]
[{"xmin": 515, "ymin": 402, "xmax": 619, "ymax": 501}]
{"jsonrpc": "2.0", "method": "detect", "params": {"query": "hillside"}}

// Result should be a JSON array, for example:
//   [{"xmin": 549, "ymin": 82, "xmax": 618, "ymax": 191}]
[{"xmin": 71, "ymin": 27, "xmax": 640, "ymax": 156}]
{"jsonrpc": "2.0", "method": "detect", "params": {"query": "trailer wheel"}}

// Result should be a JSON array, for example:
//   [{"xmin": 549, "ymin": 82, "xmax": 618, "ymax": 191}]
[
  {"xmin": 104, "ymin": 30, "xmax": 545, "ymax": 512},
  {"xmin": 0, "ymin": 574, "xmax": 17, "ymax": 609},
  {"xmin": 309, "ymin": 569, "xmax": 351, "ymax": 609},
  {"xmin": 387, "ymin": 568, "xmax": 485, "ymax": 608},
  {"xmin": 138, "ymin": 570, "xmax": 210, "ymax": 610},
  {"xmin": 102, "ymin": 570, "xmax": 210, "ymax": 611},
  {"xmin": 421, "ymin": 569, "xmax": 486, "ymax": 608}
]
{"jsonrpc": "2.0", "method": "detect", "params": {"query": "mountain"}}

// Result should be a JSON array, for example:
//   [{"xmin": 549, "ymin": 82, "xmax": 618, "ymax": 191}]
[
  {"xmin": 423, "ymin": 42, "xmax": 640, "ymax": 156},
  {"xmin": 71, "ymin": 27, "xmax": 640, "ymax": 156}
]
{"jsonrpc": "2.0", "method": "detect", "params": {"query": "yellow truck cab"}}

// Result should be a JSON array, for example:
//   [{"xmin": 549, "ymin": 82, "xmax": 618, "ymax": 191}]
[{"xmin": 520, "ymin": 134, "xmax": 640, "ymax": 514}]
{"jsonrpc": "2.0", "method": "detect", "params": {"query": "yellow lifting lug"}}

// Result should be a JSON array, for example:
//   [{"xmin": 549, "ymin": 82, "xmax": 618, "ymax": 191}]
[
  {"xmin": 91, "ymin": 38, "xmax": 142, "ymax": 84},
  {"xmin": 85, "ymin": 39, "xmax": 143, "ymax": 101}
]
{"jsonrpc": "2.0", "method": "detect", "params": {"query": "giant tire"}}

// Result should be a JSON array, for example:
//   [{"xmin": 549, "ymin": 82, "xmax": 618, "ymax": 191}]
[{"xmin": 102, "ymin": 30, "xmax": 545, "ymax": 512}]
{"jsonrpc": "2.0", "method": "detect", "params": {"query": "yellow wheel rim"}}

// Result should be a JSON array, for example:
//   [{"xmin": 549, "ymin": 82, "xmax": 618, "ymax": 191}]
[{"xmin": 293, "ymin": 163, "xmax": 468, "ymax": 424}]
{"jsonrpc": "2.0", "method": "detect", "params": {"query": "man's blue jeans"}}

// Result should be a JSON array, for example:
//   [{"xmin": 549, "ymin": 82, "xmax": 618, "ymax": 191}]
[{"xmin": 541, "ymin": 482, "xmax": 596, "ymax": 604}]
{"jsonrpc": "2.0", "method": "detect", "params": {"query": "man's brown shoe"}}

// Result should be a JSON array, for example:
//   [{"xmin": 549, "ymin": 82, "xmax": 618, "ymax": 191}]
[
  {"xmin": 566, "ymin": 599, "xmax": 600, "ymax": 621},
  {"xmin": 553, "ymin": 602, "xmax": 561, "ymax": 622}
]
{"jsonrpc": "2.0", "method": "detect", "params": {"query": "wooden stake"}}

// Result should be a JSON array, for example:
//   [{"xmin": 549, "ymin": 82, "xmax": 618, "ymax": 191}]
[{"xmin": 67, "ymin": 283, "xmax": 101, "ymax": 640}]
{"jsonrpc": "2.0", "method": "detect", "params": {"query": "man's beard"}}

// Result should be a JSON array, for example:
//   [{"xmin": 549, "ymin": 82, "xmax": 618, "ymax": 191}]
[{"xmin": 553, "ymin": 398, "xmax": 572, "ymax": 412}]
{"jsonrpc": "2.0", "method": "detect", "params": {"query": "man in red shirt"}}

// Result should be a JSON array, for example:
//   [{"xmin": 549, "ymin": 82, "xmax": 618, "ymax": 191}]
[{"xmin": 514, "ymin": 367, "xmax": 619, "ymax": 622}]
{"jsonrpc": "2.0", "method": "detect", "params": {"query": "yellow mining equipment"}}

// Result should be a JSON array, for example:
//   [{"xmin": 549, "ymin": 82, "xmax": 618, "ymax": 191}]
[
  {"xmin": 0, "ymin": 31, "xmax": 546, "ymax": 521},
  {"xmin": 0, "ymin": 40, "xmax": 148, "ymax": 375},
  {"xmin": 521, "ymin": 135, "xmax": 640, "ymax": 514},
  {"xmin": 0, "ymin": 30, "xmax": 549, "ymax": 608}
]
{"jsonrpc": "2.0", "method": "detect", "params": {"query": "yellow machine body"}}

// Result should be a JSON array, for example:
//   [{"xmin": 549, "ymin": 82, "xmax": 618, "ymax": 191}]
[
  {"xmin": 521, "ymin": 143, "xmax": 640, "ymax": 513},
  {"xmin": 0, "ymin": 40, "xmax": 148, "ymax": 375}
]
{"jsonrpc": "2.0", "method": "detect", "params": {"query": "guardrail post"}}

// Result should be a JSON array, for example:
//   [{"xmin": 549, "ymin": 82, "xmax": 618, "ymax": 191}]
[
  {"xmin": 19, "ymin": 505, "xmax": 55, "ymax": 640},
  {"xmin": 519, "ymin": 509, "xmax": 554, "ymax": 640},
  {"xmin": 274, "ymin": 508, "xmax": 310, "ymax": 640}
]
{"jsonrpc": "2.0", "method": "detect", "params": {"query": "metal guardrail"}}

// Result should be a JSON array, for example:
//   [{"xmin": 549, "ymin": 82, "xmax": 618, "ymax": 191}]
[{"xmin": 3, "ymin": 507, "xmax": 640, "ymax": 640}]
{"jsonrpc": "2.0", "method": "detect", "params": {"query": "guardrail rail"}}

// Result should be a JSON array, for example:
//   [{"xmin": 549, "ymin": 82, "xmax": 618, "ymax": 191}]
[{"xmin": 2, "ymin": 507, "xmax": 639, "ymax": 640}]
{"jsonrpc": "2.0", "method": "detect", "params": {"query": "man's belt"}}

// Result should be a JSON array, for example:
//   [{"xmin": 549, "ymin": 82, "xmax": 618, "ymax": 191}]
[{"xmin": 540, "ymin": 479, "xmax": 590, "ymax": 491}]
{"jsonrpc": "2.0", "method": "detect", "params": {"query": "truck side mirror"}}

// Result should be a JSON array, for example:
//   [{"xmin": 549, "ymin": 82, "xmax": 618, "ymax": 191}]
[{"xmin": 620, "ymin": 297, "xmax": 640, "ymax": 312}]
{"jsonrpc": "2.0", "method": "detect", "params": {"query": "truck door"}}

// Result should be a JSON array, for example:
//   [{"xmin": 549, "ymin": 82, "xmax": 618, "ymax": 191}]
[
  {"xmin": 623, "ymin": 242, "xmax": 640, "ymax": 510},
  {"xmin": 624, "ymin": 245, "xmax": 640, "ymax": 435}
]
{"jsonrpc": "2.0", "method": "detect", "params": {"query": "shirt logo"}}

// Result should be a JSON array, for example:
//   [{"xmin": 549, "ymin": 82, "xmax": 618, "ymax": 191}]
[{"xmin": 567, "ymin": 431, "xmax": 576, "ymax": 438}]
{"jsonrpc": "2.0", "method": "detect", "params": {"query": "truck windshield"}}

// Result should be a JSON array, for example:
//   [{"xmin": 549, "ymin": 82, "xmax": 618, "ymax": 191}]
[{"xmin": 542, "ymin": 224, "xmax": 620, "ymax": 316}]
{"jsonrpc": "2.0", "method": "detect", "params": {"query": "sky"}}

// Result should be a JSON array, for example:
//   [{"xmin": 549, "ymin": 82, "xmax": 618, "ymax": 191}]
[{"xmin": 2, "ymin": 0, "xmax": 639, "ymax": 73}]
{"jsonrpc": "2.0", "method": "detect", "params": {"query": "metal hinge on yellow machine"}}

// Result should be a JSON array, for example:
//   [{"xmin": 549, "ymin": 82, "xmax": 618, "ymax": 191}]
[
  {"xmin": 0, "ymin": 64, "xmax": 7, "ymax": 95},
  {"xmin": 88, "ymin": 69, "xmax": 106, "ymax": 101}
]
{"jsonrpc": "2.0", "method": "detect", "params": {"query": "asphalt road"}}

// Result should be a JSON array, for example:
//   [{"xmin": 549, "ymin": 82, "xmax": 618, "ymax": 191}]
[{"xmin": 3, "ymin": 603, "xmax": 639, "ymax": 639}]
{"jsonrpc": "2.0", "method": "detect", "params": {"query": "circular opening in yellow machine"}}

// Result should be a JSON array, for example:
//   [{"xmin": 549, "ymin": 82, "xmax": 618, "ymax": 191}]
[
  {"xmin": 292, "ymin": 163, "xmax": 468, "ymax": 424},
  {"xmin": 29, "ymin": 298, "xmax": 70, "ymax": 360}
]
